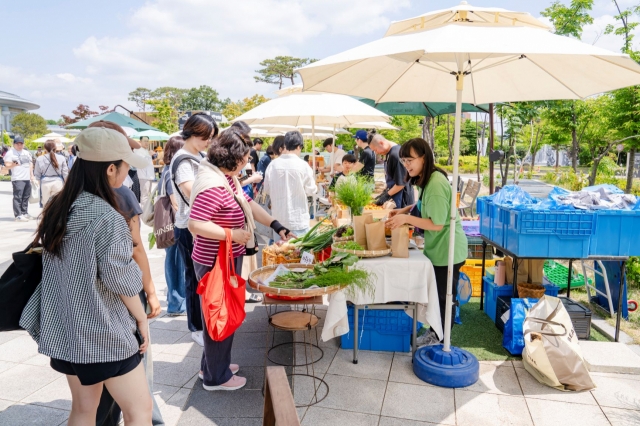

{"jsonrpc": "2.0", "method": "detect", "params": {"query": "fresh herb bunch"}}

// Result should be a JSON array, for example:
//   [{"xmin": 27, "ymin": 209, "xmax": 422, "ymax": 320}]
[
  {"xmin": 335, "ymin": 241, "xmax": 364, "ymax": 251},
  {"xmin": 269, "ymin": 252, "xmax": 374, "ymax": 299},
  {"xmin": 334, "ymin": 175, "xmax": 375, "ymax": 216},
  {"xmin": 290, "ymin": 219, "xmax": 336, "ymax": 252}
]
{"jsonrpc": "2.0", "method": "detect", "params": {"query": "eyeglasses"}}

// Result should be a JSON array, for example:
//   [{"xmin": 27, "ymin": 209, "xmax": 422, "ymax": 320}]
[{"xmin": 401, "ymin": 156, "xmax": 421, "ymax": 166}]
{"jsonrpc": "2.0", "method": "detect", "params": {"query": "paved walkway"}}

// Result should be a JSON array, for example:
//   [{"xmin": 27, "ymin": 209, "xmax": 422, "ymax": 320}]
[{"xmin": 1, "ymin": 181, "xmax": 640, "ymax": 426}]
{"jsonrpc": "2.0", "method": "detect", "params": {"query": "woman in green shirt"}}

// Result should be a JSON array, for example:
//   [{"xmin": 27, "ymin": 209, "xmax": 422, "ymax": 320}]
[{"xmin": 386, "ymin": 138, "xmax": 468, "ymax": 346}]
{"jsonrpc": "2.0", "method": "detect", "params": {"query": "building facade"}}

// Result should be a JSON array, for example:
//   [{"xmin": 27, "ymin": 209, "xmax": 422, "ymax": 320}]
[{"xmin": 0, "ymin": 91, "xmax": 40, "ymax": 133}]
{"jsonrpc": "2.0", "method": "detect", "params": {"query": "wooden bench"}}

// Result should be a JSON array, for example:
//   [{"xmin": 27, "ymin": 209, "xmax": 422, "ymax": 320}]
[{"xmin": 263, "ymin": 366, "xmax": 300, "ymax": 426}]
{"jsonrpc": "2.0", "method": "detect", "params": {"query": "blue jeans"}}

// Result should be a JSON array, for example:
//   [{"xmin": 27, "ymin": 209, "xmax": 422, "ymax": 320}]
[
  {"xmin": 174, "ymin": 227, "xmax": 202, "ymax": 332},
  {"xmin": 164, "ymin": 244, "xmax": 186, "ymax": 314}
]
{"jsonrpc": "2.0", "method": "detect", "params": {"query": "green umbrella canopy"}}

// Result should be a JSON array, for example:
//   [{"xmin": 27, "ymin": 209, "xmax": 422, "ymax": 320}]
[
  {"xmin": 132, "ymin": 130, "xmax": 170, "ymax": 141},
  {"xmin": 66, "ymin": 111, "xmax": 159, "ymax": 132},
  {"xmin": 357, "ymin": 98, "xmax": 489, "ymax": 117}
]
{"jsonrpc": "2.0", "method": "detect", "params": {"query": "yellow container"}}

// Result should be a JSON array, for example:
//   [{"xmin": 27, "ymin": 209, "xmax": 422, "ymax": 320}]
[{"xmin": 461, "ymin": 258, "xmax": 501, "ymax": 297}]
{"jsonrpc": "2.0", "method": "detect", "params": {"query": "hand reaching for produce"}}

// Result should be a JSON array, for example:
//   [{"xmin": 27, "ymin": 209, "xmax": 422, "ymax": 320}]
[
  {"xmin": 385, "ymin": 214, "xmax": 409, "ymax": 230},
  {"xmin": 232, "ymin": 228, "xmax": 251, "ymax": 245},
  {"xmin": 279, "ymin": 230, "xmax": 295, "ymax": 241}
]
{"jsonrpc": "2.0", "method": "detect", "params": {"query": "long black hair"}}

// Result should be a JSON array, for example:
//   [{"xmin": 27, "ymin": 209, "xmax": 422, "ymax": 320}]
[
  {"xmin": 398, "ymin": 138, "xmax": 447, "ymax": 189},
  {"xmin": 34, "ymin": 158, "xmax": 125, "ymax": 256},
  {"xmin": 181, "ymin": 113, "xmax": 218, "ymax": 140}
]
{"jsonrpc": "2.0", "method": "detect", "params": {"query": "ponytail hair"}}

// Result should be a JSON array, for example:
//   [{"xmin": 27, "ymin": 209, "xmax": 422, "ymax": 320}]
[{"xmin": 44, "ymin": 140, "xmax": 59, "ymax": 169}]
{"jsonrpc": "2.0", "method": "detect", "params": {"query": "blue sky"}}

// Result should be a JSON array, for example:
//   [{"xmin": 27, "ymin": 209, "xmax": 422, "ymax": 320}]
[{"xmin": 1, "ymin": 0, "xmax": 637, "ymax": 119}]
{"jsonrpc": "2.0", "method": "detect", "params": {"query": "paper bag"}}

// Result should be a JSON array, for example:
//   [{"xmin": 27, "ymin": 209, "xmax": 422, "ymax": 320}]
[
  {"xmin": 391, "ymin": 226, "xmax": 410, "ymax": 258},
  {"xmin": 354, "ymin": 213, "xmax": 373, "ymax": 249},
  {"xmin": 528, "ymin": 259, "xmax": 545, "ymax": 284},
  {"xmin": 522, "ymin": 296, "xmax": 596, "ymax": 392},
  {"xmin": 365, "ymin": 221, "xmax": 388, "ymax": 251},
  {"xmin": 505, "ymin": 257, "xmax": 528, "ymax": 284}
]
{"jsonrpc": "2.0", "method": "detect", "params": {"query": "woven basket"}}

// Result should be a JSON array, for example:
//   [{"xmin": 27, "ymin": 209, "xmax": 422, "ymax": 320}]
[
  {"xmin": 248, "ymin": 263, "xmax": 347, "ymax": 297},
  {"xmin": 331, "ymin": 243, "xmax": 391, "ymax": 258},
  {"xmin": 333, "ymin": 235, "xmax": 355, "ymax": 243},
  {"xmin": 262, "ymin": 249, "xmax": 301, "ymax": 267},
  {"xmin": 517, "ymin": 283, "xmax": 546, "ymax": 299}
]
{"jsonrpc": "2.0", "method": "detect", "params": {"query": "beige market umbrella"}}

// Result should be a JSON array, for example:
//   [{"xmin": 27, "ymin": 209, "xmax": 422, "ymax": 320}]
[
  {"xmin": 297, "ymin": 1, "xmax": 640, "ymax": 385},
  {"xmin": 33, "ymin": 132, "xmax": 71, "ymax": 143}
]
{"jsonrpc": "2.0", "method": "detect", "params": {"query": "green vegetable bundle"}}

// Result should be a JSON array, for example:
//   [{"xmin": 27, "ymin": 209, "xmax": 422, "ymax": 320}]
[
  {"xmin": 290, "ymin": 219, "xmax": 336, "ymax": 252},
  {"xmin": 334, "ymin": 175, "xmax": 375, "ymax": 216}
]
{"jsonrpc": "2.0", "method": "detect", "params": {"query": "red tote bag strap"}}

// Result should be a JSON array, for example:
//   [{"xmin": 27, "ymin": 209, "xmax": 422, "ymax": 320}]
[{"xmin": 224, "ymin": 229, "xmax": 239, "ymax": 287}]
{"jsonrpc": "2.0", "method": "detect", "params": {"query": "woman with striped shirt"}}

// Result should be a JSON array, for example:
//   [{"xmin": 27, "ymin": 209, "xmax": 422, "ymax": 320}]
[{"xmin": 188, "ymin": 127, "xmax": 292, "ymax": 391}]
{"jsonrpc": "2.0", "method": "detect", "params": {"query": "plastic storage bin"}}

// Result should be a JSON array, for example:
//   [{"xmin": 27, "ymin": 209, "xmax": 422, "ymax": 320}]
[
  {"xmin": 559, "ymin": 297, "xmax": 592, "ymax": 340},
  {"xmin": 483, "ymin": 277, "xmax": 514, "ymax": 323},
  {"xmin": 462, "ymin": 258, "xmax": 500, "ymax": 297},
  {"xmin": 478, "ymin": 198, "xmax": 508, "ymax": 246},
  {"xmin": 340, "ymin": 306, "xmax": 421, "ymax": 352},
  {"xmin": 467, "ymin": 236, "xmax": 493, "ymax": 259},
  {"xmin": 505, "ymin": 209, "xmax": 595, "ymax": 258},
  {"xmin": 589, "ymin": 210, "xmax": 640, "ymax": 256}
]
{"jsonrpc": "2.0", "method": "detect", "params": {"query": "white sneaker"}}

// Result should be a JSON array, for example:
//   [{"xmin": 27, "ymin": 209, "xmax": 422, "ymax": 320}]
[
  {"xmin": 15, "ymin": 216, "xmax": 28, "ymax": 222},
  {"xmin": 191, "ymin": 331, "xmax": 204, "ymax": 347},
  {"xmin": 25, "ymin": 214, "xmax": 36, "ymax": 220}
]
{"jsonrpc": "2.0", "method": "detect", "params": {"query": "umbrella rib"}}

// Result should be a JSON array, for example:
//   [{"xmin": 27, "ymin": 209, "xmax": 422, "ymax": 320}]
[
  {"xmin": 591, "ymin": 55, "xmax": 640, "ymax": 76},
  {"xmin": 302, "ymin": 58, "xmax": 369, "ymax": 91},
  {"xmin": 471, "ymin": 55, "xmax": 525, "ymax": 74},
  {"xmin": 523, "ymin": 56, "xmax": 584, "ymax": 99},
  {"xmin": 467, "ymin": 55, "xmax": 478, "ymax": 106},
  {"xmin": 376, "ymin": 61, "xmax": 420, "ymax": 103},
  {"xmin": 416, "ymin": 58, "xmax": 455, "ymax": 74}
]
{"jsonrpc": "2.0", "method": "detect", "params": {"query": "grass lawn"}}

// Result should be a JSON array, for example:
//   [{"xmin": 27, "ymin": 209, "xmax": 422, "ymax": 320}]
[{"xmin": 449, "ymin": 298, "xmax": 611, "ymax": 361}]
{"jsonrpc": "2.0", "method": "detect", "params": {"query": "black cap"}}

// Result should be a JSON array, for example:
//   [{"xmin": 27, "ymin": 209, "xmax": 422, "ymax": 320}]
[{"xmin": 13, "ymin": 135, "xmax": 24, "ymax": 144}]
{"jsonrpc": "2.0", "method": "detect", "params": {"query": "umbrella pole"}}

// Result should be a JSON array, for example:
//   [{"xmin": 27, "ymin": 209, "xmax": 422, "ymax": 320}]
[
  {"xmin": 443, "ymin": 73, "xmax": 464, "ymax": 353},
  {"xmin": 312, "ymin": 116, "xmax": 317, "ymax": 218},
  {"xmin": 331, "ymin": 125, "xmax": 336, "ymax": 175}
]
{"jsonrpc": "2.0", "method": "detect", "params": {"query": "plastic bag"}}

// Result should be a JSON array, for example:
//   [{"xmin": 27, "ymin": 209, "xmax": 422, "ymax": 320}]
[
  {"xmin": 503, "ymin": 298, "xmax": 537, "ymax": 356},
  {"xmin": 454, "ymin": 272, "xmax": 472, "ymax": 325},
  {"xmin": 489, "ymin": 185, "xmax": 539, "ymax": 209}
]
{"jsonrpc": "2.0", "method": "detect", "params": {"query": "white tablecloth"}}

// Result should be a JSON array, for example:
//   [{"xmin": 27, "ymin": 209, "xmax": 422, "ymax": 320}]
[{"xmin": 322, "ymin": 249, "xmax": 442, "ymax": 342}]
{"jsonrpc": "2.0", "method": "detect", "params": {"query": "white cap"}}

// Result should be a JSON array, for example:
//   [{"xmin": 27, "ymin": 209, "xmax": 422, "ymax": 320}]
[{"xmin": 75, "ymin": 127, "xmax": 151, "ymax": 169}]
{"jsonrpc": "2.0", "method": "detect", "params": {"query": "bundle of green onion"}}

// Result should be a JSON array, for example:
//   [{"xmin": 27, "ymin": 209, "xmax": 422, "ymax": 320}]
[{"xmin": 290, "ymin": 219, "xmax": 337, "ymax": 252}]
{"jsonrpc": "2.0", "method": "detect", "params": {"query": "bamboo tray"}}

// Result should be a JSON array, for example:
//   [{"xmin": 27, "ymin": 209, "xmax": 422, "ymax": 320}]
[
  {"xmin": 331, "ymin": 243, "xmax": 391, "ymax": 258},
  {"xmin": 248, "ymin": 263, "xmax": 347, "ymax": 297},
  {"xmin": 332, "ymin": 235, "xmax": 355, "ymax": 243}
]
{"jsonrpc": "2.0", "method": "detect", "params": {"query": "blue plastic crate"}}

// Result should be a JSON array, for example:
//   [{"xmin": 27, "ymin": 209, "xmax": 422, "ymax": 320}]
[
  {"xmin": 590, "ymin": 210, "xmax": 640, "ymax": 256},
  {"xmin": 484, "ymin": 277, "xmax": 559, "ymax": 322},
  {"xmin": 340, "ymin": 306, "xmax": 421, "ymax": 352},
  {"xmin": 477, "ymin": 198, "xmax": 508, "ymax": 247},
  {"xmin": 483, "ymin": 277, "xmax": 513, "ymax": 323},
  {"xmin": 505, "ymin": 209, "xmax": 595, "ymax": 258}
]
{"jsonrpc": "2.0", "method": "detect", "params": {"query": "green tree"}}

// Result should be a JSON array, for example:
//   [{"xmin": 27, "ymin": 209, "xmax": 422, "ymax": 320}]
[
  {"xmin": 540, "ymin": 0, "xmax": 594, "ymax": 38},
  {"xmin": 222, "ymin": 94, "xmax": 270, "ymax": 122},
  {"xmin": 146, "ymin": 98, "xmax": 179, "ymax": 134},
  {"xmin": 181, "ymin": 85, "xmax": 223, "ymax": 112},
  {"xmin": 380, "ymin": 115, "xmax": 423, "ymax": 145},
  {"xmin": 128, "ymin": 87, "xmax": 153, "ymax": 111},
  {"xmin": 10, "ymin": 112, "xmax": 48, "ymax": 138},
  {"xmin": 150, "ymin": 87, "xmax": 187, "ymax": 110},
  {"xmin": 254, "ymin": 56, "xmax": 317, "ymax": 89},
  {"xmin": 434, "ymin": 115, "xmax": 472, "ymax": 163},
  {"xmin": 46, "ymin": 119, "xmax": 57, "ymax": 125}
]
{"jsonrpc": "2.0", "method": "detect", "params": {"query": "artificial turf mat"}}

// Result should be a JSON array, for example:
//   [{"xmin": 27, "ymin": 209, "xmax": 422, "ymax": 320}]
[{"xmin": 449, "ymin": 298, "xmax": 611, "ymax": 361}]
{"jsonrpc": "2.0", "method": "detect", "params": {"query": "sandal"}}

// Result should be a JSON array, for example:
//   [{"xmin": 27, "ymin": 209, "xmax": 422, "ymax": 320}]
[{"xmin": 246, "ymin": 293, "xmax": 263, "ymax": 303}]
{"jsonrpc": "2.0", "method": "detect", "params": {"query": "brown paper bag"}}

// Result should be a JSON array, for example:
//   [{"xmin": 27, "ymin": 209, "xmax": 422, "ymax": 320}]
[
  {"xmin": 391, "ymin": 226, "xmax": 410, "ymax": 258},
  {"xmin": 505, "ymin": 257, "xmax": 528, "ymax": 285},
  {"xmin": 354, "ymin": 213, "xmax": 373, "ymax": 249},
  {"xmin": 528, "ymin": 259, "xmax": 545, "ymax": 284},
  {"xmin": 365, "ymin": 221, "xmax": 388, "ymax": 251}
]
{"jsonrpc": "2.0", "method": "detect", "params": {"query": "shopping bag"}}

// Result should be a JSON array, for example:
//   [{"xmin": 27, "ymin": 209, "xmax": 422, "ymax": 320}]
[
  {"xmin": 391, "ymin": 225, "xmax": 410, "ymax": 258},
  {"xmin": 365, "ymin": 221, "xmax": 387, "ymax": 251},
  {"xmin": 153, "ymin": 195, "xmax": 175, "ymax": 249},
  {"xmin": 29, "ymin": 179, "xmax": 40, "ymax": 204},
  {"xmin": 528, "ymin": 259, "xmax": 545, "ymax": 284},
  {"xmin": 141, "ymin": 184, "xmax": 158, "ymax": 227},
  {"xmin": 503, "ymin": 298, "xmax": 536, "ymax": 356},
  {"xmin": 353, "ymin": 213, "xmax": 373, "ymax": 249},
  {"xmin": 505, "ymin": 257, "xmax": 528, "ymax": 284},
  {"xmin": 522, "ymin": 295, "xmax": 596, "ymax": 391},
  {"xmin": 196, "ymin": 229, "xmax": 246, "ymax": 341}
]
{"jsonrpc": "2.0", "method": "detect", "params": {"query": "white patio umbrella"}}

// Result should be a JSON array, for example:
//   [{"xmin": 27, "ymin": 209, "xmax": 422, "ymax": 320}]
[
  {"xmin": 297, "ymin": 1, "xmax": 640, "ymax": 387},
  {"xmin": 346, "ymin": 121, "xmax": 399, "ymax": 130},
  {"xmin": 33, "ymin": 132, "xmax": 71, "ymax": 143},
  {"xmin": 233, "ymin": 91, "xmax": 390, "ymax": 191}
]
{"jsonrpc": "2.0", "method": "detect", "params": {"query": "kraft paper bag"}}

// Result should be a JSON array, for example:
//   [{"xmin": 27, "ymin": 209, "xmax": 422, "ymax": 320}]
[
  {"xmin": 522, "ymin": 296, "xmax": 596, "ymax": 392},
  {"xmin": 505, "ymin": 257, "xmax": 528, "ymax": 285},
  {"xmin": 365, "ymin": 221, "xmax": 388, "ymax": 251},
  {"xmin": 391, "ymin": 226, "xmax": 410, "ymax": 258},
  {"xmin": 354, "ymin": 213, "xmax": 373, "ymax": 249},
  {"xmin": 528, "ymin": 259, "xmax": 545, "ymax": 284}
]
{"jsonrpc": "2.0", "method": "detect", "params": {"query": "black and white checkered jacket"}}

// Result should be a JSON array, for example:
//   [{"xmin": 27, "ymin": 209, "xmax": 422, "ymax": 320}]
[{"xmin": 21, "ymin": 192, "xmax": 143, "ymax": 363}]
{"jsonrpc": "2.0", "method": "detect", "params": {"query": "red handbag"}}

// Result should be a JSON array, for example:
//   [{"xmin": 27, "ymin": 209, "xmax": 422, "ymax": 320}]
[{"xmin": 196, "ymin": 228, "xmax": 246, "ymax": 341}]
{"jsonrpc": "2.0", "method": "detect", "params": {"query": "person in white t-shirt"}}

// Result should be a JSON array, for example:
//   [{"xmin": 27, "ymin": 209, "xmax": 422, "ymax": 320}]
[
  {"xmin": 135, "ymin": 136, "xmax": 156, "ymax": 207},
  {"xmin": 4, "ymin": 136, "xmax": 34, "ymax": 221},
  {"xmin": 320, "ymin": 138, "xmax": 345, "ymax": 175}
]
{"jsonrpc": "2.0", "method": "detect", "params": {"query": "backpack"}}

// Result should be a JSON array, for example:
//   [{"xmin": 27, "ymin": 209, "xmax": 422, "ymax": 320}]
[{"xmin": 170, "ymin": 153, "xmax": 204, "ymax": 206}]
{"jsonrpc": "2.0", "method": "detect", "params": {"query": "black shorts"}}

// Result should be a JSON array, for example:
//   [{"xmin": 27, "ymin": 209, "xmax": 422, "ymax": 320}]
[{"xmin": 50, "ymin": 352, "xmax": 142, "ymax": 386}]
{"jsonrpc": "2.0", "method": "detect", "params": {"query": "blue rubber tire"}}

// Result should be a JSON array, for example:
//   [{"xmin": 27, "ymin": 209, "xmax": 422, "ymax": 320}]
[{"xmin": 413, "ymin": 344, "xmax": 479, "ymax": 388}]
